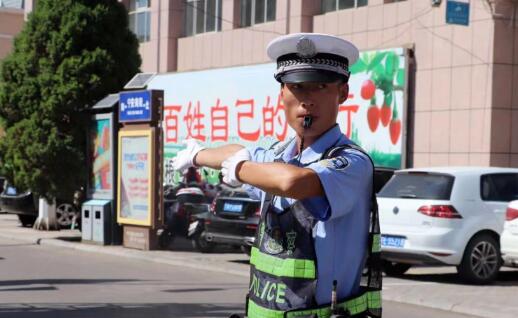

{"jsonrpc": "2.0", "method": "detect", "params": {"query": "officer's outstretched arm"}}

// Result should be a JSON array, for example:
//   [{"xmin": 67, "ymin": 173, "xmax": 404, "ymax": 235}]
[
  {"xmin": 171, "ymin": 139, "xmax": 245, "ymax": 173},
  {"xmin": 237, "ymin": 161, "xmax": 324, "ymax": 200},
  {"xmin": 194, "ymin": 144, "xmax": 245, "ymax": 169}
]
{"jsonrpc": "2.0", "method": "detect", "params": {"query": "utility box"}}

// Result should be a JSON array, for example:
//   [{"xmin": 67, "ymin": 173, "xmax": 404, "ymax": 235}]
[
  {"xmin": 91, "ymin": 200, "xmax": 112, "ymax": 245},
  {"xmin": 81, "ymin": 203, "xmax": 93, "ymax": 241}
]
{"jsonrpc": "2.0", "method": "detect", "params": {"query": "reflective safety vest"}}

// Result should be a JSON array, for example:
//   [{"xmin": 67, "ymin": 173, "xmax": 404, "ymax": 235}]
[{"xmin": 245, "ymin": 144, "xmax": 382, "ymax": 318}]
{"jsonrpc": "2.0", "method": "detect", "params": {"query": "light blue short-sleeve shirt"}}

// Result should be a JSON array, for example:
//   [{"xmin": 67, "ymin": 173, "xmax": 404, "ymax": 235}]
[{"xmin": 243, "ymin": 124, "xmax": 372, "ymax": 305}]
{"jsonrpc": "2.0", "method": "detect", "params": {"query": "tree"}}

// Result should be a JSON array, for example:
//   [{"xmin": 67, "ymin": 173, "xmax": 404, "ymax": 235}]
[{"xmin": 0, "ymin": 0, "xmax": 141, "ymax": 228}]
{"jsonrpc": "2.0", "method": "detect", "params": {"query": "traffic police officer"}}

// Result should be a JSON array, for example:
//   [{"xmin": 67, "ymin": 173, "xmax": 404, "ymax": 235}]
[{"xmin": 172, "ymin": 33, "xmax": 382, "ymax": 318}]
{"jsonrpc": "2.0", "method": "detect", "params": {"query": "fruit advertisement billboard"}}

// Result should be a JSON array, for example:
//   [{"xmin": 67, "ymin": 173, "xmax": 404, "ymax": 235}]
[
  {"xmin": 349, "ymin": 48, "xmax": 408, "ymax": 168},
  {"xmin": 147, "ymin": 47, "xmax": 408, "ymax": 184}
]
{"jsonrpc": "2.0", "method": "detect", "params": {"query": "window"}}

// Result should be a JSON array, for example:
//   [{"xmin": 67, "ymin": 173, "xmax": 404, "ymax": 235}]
[
  {"xmin": 128, "ymin": 0, "xmax": 151, "ymax": 42},
  {"xmin": 481, "ymin": 174, "xmax": 518, "ymax": 202},
  {"xmin": 240, "ymin": 0, "xmax": 276, "ymax": 27},
  {"xmin": 378, "ymin": 172, "xmax": 455, "ymax": 200},
  {"xmin": 185, "ymin": 0, "xmax": 222, "ymax": 36},
  {"xmin": 322, "ymin": 0, "xmax": 367, "ymax": 13},
  {"xmin": 0, "ymin": 0, "xmax": 24, "ymax": 9}
]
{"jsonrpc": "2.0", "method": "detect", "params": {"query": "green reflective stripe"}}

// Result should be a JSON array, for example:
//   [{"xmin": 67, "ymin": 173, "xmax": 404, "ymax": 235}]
[
  {"xmin": 372, "ymin": 234, "xmax": 381, "ymax": 253},
  {"xmin": 248, "ymin": 291, "xmax": 380, "ymax": 318},
  {"xmin": 367, "ymin": 290, "xmax": 382, "ymax": 309},
  {"xmin": 247, "ymin": 299, "xmax": 332, "ymax": 318},
  {"xmin": 285, "ymin": 306, "xmax": 331, "ymax": 318},
  {"xmin": 250, "ymin": 247, "xmax": 316, "ymax": 279},
  {"xmin": 247, "ymin": 299, "xmax": 284, "ymax": 318}
]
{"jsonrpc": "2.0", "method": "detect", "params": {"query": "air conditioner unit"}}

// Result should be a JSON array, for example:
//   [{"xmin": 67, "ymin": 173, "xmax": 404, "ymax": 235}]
[{"xmin": 431, "ymin": 0, "xmax": 442, "ymax": 7}]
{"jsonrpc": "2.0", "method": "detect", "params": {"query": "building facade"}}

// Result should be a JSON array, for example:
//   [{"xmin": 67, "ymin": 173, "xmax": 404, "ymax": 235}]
[
  {"xmin": 0, "ymin": 0, "xmax": 24, "ymax": 60},
  {"xmin": 12, "ymin": 0, "xmax": 518, "ymax": 168}
]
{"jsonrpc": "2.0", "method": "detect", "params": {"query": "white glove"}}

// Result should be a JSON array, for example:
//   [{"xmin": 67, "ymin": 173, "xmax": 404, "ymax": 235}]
[
  {"xmin": 171, "ymin": 139, "xmax": 206, "ymax": 173},
  {"xmin": 221, "ymin": 148, "xmax": 251, "ymax": 187}
]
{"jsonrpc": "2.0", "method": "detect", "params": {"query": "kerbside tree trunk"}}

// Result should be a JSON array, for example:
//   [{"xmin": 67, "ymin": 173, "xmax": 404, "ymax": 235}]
[{"xmin": 33, "ymin": 197, "xmax": 59, "ymax": 231}]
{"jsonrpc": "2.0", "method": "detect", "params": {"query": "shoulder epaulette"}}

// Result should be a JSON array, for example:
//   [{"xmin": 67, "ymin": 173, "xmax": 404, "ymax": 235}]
[{"xmin": 321, "ymin": 142, "xmax": 366, "ymax": 160}]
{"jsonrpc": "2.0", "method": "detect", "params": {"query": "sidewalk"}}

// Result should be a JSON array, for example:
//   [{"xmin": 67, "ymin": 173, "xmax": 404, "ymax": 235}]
[{"xmin": 1, "ymin": 213, "xmax": 518, "ymax": 318}]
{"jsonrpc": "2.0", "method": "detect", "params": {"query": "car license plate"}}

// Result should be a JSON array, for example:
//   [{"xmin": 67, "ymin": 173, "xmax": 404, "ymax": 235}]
[
  {"xmin": 223, "ymin": 202, "xmax": 243, "ymax": 213},
  {"xmin": 381, "ymin": 235, "xmax": 405, "ymax": 248}
]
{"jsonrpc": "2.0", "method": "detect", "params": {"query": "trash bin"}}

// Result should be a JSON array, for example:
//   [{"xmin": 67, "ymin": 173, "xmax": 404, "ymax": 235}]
[
  {"xmin": 92, "ymin": 200, "xmax": 112, "ymax": 245},
  {"xmin": 82, "ymin": 199, "xmax": 111, "ymax": 244},
  {"xmin": 81, "ymin": 203, "xmax": 93, "ymax": 241}
]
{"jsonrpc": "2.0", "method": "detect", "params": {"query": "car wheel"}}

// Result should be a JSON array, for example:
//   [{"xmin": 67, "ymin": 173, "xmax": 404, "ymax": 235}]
[
  {"xmin": 56, "ymin": 203, "xmax": 78, "ymax": 228},
  {"xmin": 191, "ymin": 231, "xmax": 215, "ymax": 253},
  {"xmin": 457, "ymin": 234, "xmax": 501, "ymax": 284},
  {"xmin": 18, "ymin": 215, "xmax": 37, "ymax": 227},
  {"xmin": 382, "ymin": 260, "xmax": 411, "ymax": 276}
]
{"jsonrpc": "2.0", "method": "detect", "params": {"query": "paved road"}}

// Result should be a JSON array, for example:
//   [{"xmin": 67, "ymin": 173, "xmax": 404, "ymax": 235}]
[{"xmin": 0, "ymin": 236, "xmax": 480, "ymax": 318}]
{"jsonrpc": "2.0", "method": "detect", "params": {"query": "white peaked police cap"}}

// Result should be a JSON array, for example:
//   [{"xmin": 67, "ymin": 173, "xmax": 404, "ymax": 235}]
[{"xmin": 266, "ymin": 33, "xmax": 359, "ymax": 83}]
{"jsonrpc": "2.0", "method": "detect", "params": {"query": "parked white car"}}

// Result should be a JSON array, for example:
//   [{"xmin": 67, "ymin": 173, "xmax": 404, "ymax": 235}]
[
  {"xmin": 501, "ymin": 200, "xmax": 518, "ymax": 267},
  {"xmin": 377, "ymin": 167, "xmax": 518, "ymax": 284}
]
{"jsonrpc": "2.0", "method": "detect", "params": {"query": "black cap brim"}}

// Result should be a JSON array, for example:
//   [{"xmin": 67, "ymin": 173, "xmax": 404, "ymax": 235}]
[{"xmin": 278, "ymin": 70, "xmax": 345, "ymax": 84}]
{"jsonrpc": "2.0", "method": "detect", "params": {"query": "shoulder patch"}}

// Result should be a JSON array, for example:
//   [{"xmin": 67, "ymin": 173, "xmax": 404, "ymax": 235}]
[{"xmin": 319, "ymin": 156, "xmax": 350, "ymax": 170}]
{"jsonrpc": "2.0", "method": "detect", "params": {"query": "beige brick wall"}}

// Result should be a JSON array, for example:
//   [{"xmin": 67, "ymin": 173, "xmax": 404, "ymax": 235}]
[
  {"xmin": 490, "ymin": 1, "xmax": 518, "ymax": 167},
  {"xmin": 177, "ymin": 0, "xmax": 288, "ymax": 71},
  {"xmin": 0, "ymin": 8, "xmax": 24, "ymax": 60}
]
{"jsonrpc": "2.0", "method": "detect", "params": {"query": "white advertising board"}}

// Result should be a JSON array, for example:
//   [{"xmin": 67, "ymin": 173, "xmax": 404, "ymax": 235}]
[{"xmin": 148, "ymin": 48, "xmax": 408, "ymax": 184}]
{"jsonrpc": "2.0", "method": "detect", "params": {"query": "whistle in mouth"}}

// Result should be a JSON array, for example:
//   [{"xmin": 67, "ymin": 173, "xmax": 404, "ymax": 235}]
[{"xmin": 303, "ymin": 115, "xmax": 313, "ymax": 129}]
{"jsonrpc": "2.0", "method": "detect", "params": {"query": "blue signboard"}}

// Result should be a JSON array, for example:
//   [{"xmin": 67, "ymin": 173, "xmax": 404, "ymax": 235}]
[
  {"xmin": 119, "ymin": 90, "xmax": 152, "ymax": 122},
  {"xmin": 446, "ymin": 0, "xmax": 470, "ymax": 26}
]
